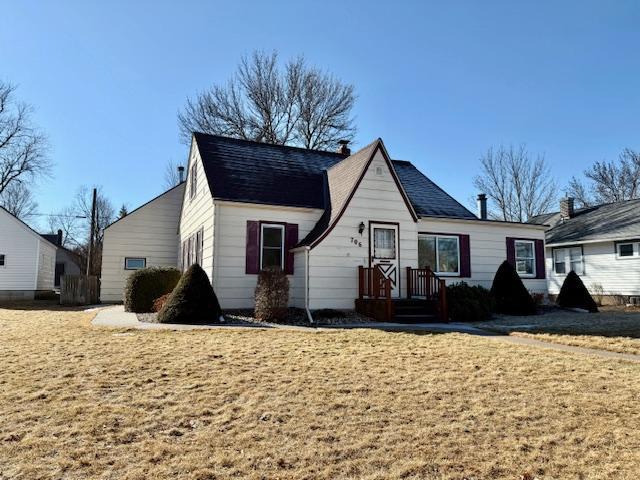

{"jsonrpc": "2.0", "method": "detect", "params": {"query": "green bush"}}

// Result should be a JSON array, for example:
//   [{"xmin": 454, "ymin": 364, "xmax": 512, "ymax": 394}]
[
  {"xmin": 490, "ymin": 261, "xmax": 537, "ymax": 315},
  {"xmin": 123, "ymin": 267, "xmax": 181, "ymax": 313},
  {"xmin": 157, "ymin": 264, "xmax": 222, "ymax": 324},
  {"xmin": 446, "ymin": 282, "xmax": 494, "ymax": 321},
  {"xmin": 557, "ymin": 271, "xmax": 598, "ymax": 312},
  {"xmin": 254, "ymin": 268, "xmax": 289, "ymax": 321}
]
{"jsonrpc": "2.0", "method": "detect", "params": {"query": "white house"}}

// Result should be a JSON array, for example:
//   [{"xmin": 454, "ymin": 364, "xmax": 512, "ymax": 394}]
[
  {"xmin": 529, "ymin": 197, "xmax": 640, "ymax": 304},
  {"xmin": 0, "ymin": 206, "xmax": 57, "ymax": 300},
  {"xmin": 101, "ymin": 134, "xmax": 547, "ymax": 319}
]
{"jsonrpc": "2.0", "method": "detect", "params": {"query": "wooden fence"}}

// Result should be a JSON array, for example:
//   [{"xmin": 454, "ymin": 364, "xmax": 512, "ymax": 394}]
[{"xmin": 60, "ymin": 275, "xmax": 99, "ymax": 306}]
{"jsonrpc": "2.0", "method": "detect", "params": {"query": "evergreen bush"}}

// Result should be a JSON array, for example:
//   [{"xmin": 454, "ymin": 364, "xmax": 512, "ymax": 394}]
[
  {"xmin": 557, "ymin": 271, "xmax": 598, "ymax": 312},
  {"xmin": 490, "ymin": 261, "xmax": 537, "ymax": 315},
  {"xmin": 123, "ymin": 267, "xmax": 181, "ymax": 313},
  {"xmin": 446, "ymin": 282, "xmax": 494, "ymax": 321},
  {"xmin": 254, "ymin": 268, "xmax": 289, "ymax": 321}
]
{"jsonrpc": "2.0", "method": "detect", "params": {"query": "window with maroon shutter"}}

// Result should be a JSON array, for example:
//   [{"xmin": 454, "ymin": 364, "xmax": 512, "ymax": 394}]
[
  {"xmin": 459, "ymin": 234, "xmax": 471, "ymax": 277},
  {"xmin": 246, "ymin": 221, "xmax": 298, "ymax": 274},
  {"xmin": 534, "ymin": 239, "xmax": 545, "ymax": 279},
  {"xmin": 285, "ymin": 223, "xmax": 298, "ymax": 275},
  {"xmin": 245, "ymin": 221, "xmax": 260, "ymax": 274},
  {"xmin": 506, "ymin": 237, "xmax": 544, "ymax": 278}
]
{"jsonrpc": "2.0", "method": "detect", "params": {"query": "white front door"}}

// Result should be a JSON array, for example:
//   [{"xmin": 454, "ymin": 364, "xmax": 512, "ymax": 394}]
[{"xmin": 370, "ymin": 222, "xmax": 400, "ymax": 298}]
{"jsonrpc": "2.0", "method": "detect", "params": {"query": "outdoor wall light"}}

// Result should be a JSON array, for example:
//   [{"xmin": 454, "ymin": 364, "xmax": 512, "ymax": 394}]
[{"xmin": 358, "ymin": 221, "xmax": 365, "ymax": 235}]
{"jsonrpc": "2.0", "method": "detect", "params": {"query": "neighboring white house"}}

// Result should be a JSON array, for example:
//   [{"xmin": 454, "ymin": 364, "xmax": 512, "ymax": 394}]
[
  {"xmin": 101, "ymin": 182, "xmax": 185, "ymax": 303},
  {"xmin": 0, "ymin": 206, "xmax": 57, "ymax": 300},
  {"xmin": 101, "ymin": 133, "xmax": 547, "ymax": 318},
  {"xmin": 529, "ymin": 197, "xmax": 640, "ymax": 304}
]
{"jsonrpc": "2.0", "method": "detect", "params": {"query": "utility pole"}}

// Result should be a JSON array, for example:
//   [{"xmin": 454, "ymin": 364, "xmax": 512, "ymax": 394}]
[{"xmin": 86, "ymin": 188, "xmax": 97, "ymax": 275}]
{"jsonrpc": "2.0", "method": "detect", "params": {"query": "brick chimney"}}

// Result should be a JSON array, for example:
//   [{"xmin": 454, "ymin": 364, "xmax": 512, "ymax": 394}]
[
  {"xmin": 560, "ymin": 197, "xmax": 575, "ymax": 219},
  {"xmin": 337, "ymin": 140, "xmax": 351, "ymax": 156},
  {"xmin": 57, "ymin": 229, "xmax": 63, "ymax": 246},
  {"xmin": 477, "ymin": 193, "xmax": 487, "ymax": 220},
  {"xmin": 178, "ymin": 166, "xmax": 185, "ymax": 183}
]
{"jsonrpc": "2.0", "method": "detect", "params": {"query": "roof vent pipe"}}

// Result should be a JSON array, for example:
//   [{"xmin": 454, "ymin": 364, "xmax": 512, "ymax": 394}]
[
  {"xmin": 178, "ymin": 166, "xmax": 185, "ymax": 183},
  {"xmin": 337, "ymin": 140, "xmax": 351, "ymax": 156},
  {"xmin": 477, "ymin": 193, "xmax": 487, "ymax": 220},
  {"xmin": 57, "ymin": 229, "xmax": 63, "ymax": 246}
]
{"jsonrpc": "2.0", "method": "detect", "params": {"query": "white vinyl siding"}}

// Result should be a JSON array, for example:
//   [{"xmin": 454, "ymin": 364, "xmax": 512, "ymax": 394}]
[
  {"xmin": 0, "ymin": 208, "xmax": 56, "ymax": 294},
  {"xmin": 212, "ymin": 202, "xmax": 322, "ymax": 309},
  {"xmin": 308, "ymin": 150, "xmax": 418, "ymax": 309},
  {"xmin": 100, "ymin": 183, "xmax": 185, "ymax": 302},
  {"xmin": 547, "ymin": 240, "xmax": 640, "ymax": 296},
  {"xmin": 417, "ymin": 217, "xmax": 547, "ymax": 293},
  {"xmin": 179, "ymin": 142, "xmax": 215, "ymax": 283}
]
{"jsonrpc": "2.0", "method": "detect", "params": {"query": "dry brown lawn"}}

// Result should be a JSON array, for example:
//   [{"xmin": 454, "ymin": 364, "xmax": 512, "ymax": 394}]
[
  {"xmin": 2, "ymin": 304, "xmax": 640, "ymax": 479},
  {"xmin": 479, "ymin": 307, "xmax": 640, "ymax": 356}
]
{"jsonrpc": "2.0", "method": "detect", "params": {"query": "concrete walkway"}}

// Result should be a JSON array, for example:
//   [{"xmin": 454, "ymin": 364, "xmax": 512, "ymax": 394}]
[{"xmin": 91, "ymin": 306, "xmax": 640, "ymax": 363}]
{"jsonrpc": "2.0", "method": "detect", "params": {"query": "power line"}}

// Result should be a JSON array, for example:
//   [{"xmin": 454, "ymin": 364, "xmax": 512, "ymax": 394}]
[{"xmin": 24, "ymin": 213, "xmax": 87, "ymax": 219}]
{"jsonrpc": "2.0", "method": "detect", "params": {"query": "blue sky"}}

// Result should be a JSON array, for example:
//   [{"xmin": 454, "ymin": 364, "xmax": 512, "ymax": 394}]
[{"xmin": 2, "ymin": 1, "xmax": 639, "ymax": 228}]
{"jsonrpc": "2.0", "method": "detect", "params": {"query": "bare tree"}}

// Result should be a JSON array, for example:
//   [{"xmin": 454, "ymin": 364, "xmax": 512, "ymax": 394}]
[
  {"xmin": 48, "ymin": 186, "xmax": 115, "ymax": 276},
  {"xmin": 566, "ymin": 148, "xmax": 640, "ymax": 207},
  {"xmin": 473, "ymin": 144, "xmax": 558, "ymax": 222},
  {"xmin": 178, "ymin": 51, "xmax": 356, "ymax": 150},
  {"xmin": 0, "ymin": 182, "xmax": 38, "ymax": 219},
  {"xmin": 163, "ymin": 159, "xmax": 184, "ymax": 189},
  {"xmin": 0, "ymin": 81, "xmax": 51, "ymax": 195},
  {"xmin": 47, "ymin": 206, "xmax": 83, "ymax": 248}
]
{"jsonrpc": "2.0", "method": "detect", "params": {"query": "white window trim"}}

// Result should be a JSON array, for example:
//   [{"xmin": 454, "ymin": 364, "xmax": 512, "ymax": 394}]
[
  {"xmin": 260, "ymin": 223, "xmax": 285, "ymax": 270},
  {"xmin": 616, "ymin": 242, "xmax": 637, "ymax": 259},
  {"xmin": 419, "ymin": 234, "xmax": 460, "ymax": 276},
  {"xmin": 553, "ymin": 247, "xmax": 584, "ymax": 275},
  {"xmin": 514, "ymin": 239, "xmax": 536, "ymax": 278},
  {"xmin": 124, "ymin": 257, "xmax": 147, "ymax": 270}
]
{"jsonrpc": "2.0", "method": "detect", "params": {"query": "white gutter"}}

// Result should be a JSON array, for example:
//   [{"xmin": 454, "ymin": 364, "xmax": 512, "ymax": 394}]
[{"xmin": 304, "ymin": 246, "xmax": 314, "ymax": 324}]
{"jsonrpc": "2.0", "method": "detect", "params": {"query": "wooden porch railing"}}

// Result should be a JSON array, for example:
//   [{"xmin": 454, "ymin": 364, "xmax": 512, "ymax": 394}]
[
  {"xmin": 406, "ymin": 267, "xmax": 448, "ymax": 322},
  {"xmin": 358, "ymin": 265, "xmax": 393, "ymax": 320}
]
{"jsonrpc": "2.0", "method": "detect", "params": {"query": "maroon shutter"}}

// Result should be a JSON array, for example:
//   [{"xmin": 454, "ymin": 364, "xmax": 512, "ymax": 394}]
[
  {"xmin": 459, "ymin": 234, "xmax": 471, "ymax": 277},
  {"xmin": 285, "ymin": 223, "xmax": 298, "ymax": 275},
  {"xmin": 246, "ymin": 221, "xmax": 260, "ymax": 274},
  {"xmin": 506, "ymin": 237, "xmax": 516, "ymax": 266},
  {"xmin": 535, "ymin": 239, "xmax": 545, "ymax": 279}
]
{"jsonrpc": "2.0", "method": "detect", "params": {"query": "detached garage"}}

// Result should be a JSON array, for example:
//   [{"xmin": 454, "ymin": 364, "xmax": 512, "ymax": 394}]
[{"xmin": 0, "ymin": 206, "xmax": 57, "ymax": 301}]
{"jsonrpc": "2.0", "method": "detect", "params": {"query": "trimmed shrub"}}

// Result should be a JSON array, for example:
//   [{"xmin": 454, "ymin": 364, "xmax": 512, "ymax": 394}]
[
  {"xmin": 557, "ymin": 271, "xmax": 598, "ymax": 312},
  {"xmin": 124, "ymin": 267, "xmax": 181, "ymax": 313},
  {"xmin": 490, "ymin": 261, "xmax": 537, "ymax": 315},
  {"xmin": 152, "ymin": 293, "xmax": 170, "ymax": 313},
  {"xmin": 157, "ymin": 264, "xmax": 222, "ymax": 324},
  {"xmin": 446, "ymin": 282, "xmax": 494, "ymax": 322},
  {"xmin": 254, "ymin": 268, "xmax": 289, "ymax": 322}
]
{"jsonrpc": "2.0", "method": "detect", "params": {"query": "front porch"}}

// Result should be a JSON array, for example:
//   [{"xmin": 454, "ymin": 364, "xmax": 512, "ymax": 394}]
[{"xmin": 355, "ymin": 266, "xmax": 449, "ymax": 322}]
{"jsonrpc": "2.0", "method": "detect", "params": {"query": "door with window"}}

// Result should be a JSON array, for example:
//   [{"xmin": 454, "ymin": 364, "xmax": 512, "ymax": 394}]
[{"xmin": 370, "ymin": 223, "xmax": 400, "ymax": 297}]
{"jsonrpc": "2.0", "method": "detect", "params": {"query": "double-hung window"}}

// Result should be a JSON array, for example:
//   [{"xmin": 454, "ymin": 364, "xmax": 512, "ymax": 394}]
[
  {"xmin": 418, "ymin": 234, "xmax": 460, "ymax": 275},
  {"xmin": 514, "ymin": 240, "xmax": 536, "ymax": 277},
  {"xmin": 553, "ymin": 247, "xmax": 583, "ymax": 275},
  {"xmin": 261, "ymin": 224, "xmax": 285, "ymax": 270}
]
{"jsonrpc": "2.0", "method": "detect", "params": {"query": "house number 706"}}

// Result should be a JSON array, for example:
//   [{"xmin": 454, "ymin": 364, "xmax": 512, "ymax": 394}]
[{"xmin": 350, "ymin": 237, "xmax": 362, "ymax": 247}]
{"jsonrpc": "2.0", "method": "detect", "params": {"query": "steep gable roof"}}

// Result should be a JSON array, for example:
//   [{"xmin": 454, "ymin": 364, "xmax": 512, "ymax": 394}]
[
  {"xmin": 528, "ymin": 198, "xmax": 640, "ymax": 245},
  {"xmin": 193, "ymin": 133, "xmax": 474, "ymax": 223},
  {"xmin": 0, "ymin": 206, "xmax": 58, "ymax": 249}
]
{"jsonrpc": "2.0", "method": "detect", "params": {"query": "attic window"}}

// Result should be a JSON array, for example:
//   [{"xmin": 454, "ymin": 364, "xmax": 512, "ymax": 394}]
[
  {"xmin": 189, "ymin": 164, "xmax": 198, "ymax": 199},
  {"xmin": 375, "ymin": 166, "xmax": 383, "ymax": 176}
]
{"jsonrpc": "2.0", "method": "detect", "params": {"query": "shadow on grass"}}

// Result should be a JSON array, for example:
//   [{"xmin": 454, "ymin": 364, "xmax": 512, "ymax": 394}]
[
  {"xmin": 0, "ymin": 300, "xmax": 97, "ymax": 312},
  {"xmin": 477, "ymin": 307, "xmax": 640, "ymax": 339}
]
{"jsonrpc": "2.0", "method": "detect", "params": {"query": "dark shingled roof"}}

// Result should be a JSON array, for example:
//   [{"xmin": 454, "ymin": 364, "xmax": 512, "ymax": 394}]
[
  {"xmin": 528, "ymin": 198, "xmax": 640, "ymax": 245},
  {"xmin": 193, "ymin": 133, "xmax": 476, "ymax": 219}
]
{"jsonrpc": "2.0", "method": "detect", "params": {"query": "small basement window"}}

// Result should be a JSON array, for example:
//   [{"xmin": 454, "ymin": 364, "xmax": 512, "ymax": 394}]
[
  {"xmin": 0, "ymin": 254, "xmax": 5, "ymax": 267},
  {"xmin": 125, "ymin": 257, "xmax": 146, "ymax": 270},
  {"xmin": 261, "ymin": 224, "xmax": 285, "ymax": 270},
  {"xmin": 617, "ymin": 243, "xmax": 635, "ymax": 258}
]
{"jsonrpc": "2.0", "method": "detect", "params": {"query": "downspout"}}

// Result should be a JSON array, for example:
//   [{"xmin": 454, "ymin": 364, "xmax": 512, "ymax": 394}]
[{"xmin": 305, "ymin": 246, "xmax": 314, "ymax": 324}]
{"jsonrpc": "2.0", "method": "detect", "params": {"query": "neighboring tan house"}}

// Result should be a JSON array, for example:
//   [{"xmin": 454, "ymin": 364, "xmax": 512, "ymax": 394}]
[
  {"xmin": 529, "ymin": 197, "xmax": 640, "ymax": 304},
  {"xmin": 0, "ymin": 206, "xmax": 57, "ymax": 300},
  {"xmin": 40, "ymin": 230, "xmax": 83, "ymax": 287},
  {"xmin": 101, "ymin": 134, "xmax": 547, "ymax": 319}
]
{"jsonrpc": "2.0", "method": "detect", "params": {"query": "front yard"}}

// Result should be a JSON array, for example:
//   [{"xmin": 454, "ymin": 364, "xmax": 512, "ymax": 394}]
[
  {"xmin": 2, "ymin": 304, "xmax": 640, "ymax": 479},
  {"xmin": 478, "ymin": 306, "xmax": 640, "ymax": 356}
]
